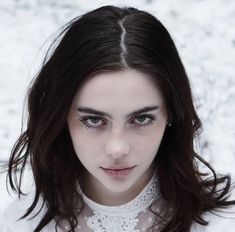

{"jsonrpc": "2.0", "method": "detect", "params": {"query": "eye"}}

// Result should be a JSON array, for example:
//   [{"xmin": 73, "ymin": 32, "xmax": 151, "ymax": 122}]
[
  {"xmin": 79, "ymin": 115, "xmax": 106, "ymax": 130},
  {"xmin": 79, "ymin": 114, "xmax": 156, "ymax": 131},
  {"xmin": 131, "ymin": 114, "xmax": 156, "ymax": 128}
]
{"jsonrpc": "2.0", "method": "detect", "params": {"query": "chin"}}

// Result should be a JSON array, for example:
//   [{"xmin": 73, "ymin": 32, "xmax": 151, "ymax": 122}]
[
  {"xmin": 101, "ymin": 176, "xmax": 137, "ymax": 193},
  {"xmin": 105, "ymin": 183, "xmax": 134, "ymax": 193}
]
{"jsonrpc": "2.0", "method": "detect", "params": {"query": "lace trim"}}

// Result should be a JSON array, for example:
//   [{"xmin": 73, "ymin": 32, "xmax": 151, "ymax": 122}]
[
  {"xmin": 73, "ymin": 171, "xmax": 160, "ymax": 232},
  {"xmin": 77, "ymin": 170, "xmax": 159, "ymax": 216}
]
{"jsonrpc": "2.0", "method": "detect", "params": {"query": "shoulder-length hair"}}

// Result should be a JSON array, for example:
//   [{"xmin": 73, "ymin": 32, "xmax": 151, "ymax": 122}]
[{"xmin": 7, "ymin": 5, "xmax": 235, "ymax": 232}]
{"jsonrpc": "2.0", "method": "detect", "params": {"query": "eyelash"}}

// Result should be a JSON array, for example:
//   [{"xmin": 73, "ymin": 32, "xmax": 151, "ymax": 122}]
[{"xmin": 79, "ymin": 114, "xmax": 156, "ymax": 131}]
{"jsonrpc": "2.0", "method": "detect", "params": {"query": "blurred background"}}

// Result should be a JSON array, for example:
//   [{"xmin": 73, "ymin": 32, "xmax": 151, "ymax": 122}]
[{"xmin": 0, "ymin": 0, "xmax": 235, "ymax": 212}]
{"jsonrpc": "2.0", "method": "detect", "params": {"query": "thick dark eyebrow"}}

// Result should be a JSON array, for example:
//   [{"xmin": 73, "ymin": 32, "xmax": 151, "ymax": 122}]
[{"xmin": 77, "ymin": 106, "xmax": 159, "ymax": 119}]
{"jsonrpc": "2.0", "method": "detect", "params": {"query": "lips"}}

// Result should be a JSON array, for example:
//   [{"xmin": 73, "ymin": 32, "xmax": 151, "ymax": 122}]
[
  {"xmin": 103, "ymin": 165, "xmax": 136, "ymax": 170},
  {"xmin": 101, "ymin": 166, "xmax": 136, "ymax": 179}
]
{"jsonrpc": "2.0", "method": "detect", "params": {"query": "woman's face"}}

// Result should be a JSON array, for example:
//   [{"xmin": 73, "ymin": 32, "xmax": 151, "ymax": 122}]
[{"xmin": 67, "ymin": 69, "xmax": 168, "ymax": 199}]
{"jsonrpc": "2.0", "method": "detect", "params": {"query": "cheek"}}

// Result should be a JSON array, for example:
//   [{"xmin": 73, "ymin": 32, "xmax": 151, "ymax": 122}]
[
  {"xmin": 69, "ymin": 131, "xmax": 98, "ymax": 160},
  {"xmin": 69, "ymin": 136, "xmax": 97, "ymax": 170},
  {"xmin": 133, "ymin": 128, "xmax": 165, "ymax": 157},
  {"xmin": 67, "ymin": 115, "xmax": 88, "ymax": 157},
  {"xmin": 68, "ymin": 123, "xmax": 102, "ymax": 163}
]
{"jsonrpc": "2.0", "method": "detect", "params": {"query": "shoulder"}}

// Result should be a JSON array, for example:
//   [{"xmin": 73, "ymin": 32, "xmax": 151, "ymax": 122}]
[{"xmin": 1, "ymin": 190, "xmax": 57, "ymax": 232}]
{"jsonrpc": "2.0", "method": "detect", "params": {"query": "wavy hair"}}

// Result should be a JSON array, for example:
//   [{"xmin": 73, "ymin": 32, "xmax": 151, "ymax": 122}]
[{"xmin": 6, "ymin": 5, "xmax": 235, "ymax": 232}]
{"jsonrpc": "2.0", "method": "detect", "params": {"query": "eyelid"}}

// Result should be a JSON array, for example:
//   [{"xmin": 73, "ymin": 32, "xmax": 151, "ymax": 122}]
[
  {"xmin": 80, "ymin": 115, "xmax": 106, "ymax": 124},
  {"xmin": 80, "ymin": 113, "xmax": 155, "ymax": 121},
  {"xmin": 130, "ymin": 114, "xmax": 156, "ymax": 124},
  {"xmin": 79, "ymin": 113, "xmax": 155, "ymax": 128},
  {"xmin": 131, "ymin": 113, "xmax": 155, "ymax": 119}
]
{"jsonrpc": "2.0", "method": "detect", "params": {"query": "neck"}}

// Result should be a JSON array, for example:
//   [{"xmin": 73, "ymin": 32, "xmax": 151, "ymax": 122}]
[{"xmin": 79, "ymin": 165, "xmax": 155, "ymax": 206}]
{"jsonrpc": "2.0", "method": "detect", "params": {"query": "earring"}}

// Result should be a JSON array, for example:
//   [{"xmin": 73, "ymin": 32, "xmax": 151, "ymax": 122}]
[{"xmin": 167, "ymin": 122, "xmax": 172, "ymax": 127}]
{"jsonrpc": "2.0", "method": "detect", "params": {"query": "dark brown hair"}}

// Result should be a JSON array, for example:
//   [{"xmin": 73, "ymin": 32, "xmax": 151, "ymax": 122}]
[{"xmin": 6, "ymin": 5, "xmax": 235, "ymax": 232}]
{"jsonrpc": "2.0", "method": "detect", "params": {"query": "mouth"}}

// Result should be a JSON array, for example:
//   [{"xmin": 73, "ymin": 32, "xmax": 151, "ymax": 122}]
[{"xmin": 100, "ymin": 165, "xmax": 136, "ymax": 179}]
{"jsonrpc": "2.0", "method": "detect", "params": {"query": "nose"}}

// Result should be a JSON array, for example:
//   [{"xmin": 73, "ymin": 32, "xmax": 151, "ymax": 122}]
[{"xmin": 105, "ymin": 128, "xmax": 130, "ymax": 159}]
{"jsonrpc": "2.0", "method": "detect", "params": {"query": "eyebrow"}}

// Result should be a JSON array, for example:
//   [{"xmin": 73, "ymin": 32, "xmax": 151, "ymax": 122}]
[{"xmin": 77, "ymin": 106, "xmax": 159, "ymax": 119}]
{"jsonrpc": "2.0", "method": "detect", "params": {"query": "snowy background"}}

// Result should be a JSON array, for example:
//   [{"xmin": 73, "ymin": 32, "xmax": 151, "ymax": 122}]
[{"xmin": 0, "ymin": 0, "xmax": 235, "ymax": 225}]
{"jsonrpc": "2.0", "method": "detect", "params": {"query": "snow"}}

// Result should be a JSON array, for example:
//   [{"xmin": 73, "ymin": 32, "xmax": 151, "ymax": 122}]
[{"xmin": 0, "ymin": 0, "xmax": 235, "ymax": 230}]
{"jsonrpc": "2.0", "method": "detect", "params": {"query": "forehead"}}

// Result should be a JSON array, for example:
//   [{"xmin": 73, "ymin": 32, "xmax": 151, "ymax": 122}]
[{"xmin": 73, "ymin": 69, "xmax": 164, "ymax": 109}]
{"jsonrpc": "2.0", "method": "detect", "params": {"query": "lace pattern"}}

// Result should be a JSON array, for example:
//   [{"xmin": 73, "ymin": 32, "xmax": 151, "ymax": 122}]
[{"xmin": 77, "ymin": 171, "xmax": 159, "ymax": 232}]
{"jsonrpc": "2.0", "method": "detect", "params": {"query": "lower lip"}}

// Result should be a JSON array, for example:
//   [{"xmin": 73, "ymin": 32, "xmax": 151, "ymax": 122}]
[{"xmin": 101, "ymin": 166, "xmax": 135, "ymax": 179}]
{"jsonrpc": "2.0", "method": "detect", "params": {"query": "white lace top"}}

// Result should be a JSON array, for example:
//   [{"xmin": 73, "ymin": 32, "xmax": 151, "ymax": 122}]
[
  {"xmin": 59, "ymin": 171, "xmax": 160, "ymax": 232},
  {"xmin": 2, "ymin": 171, "xmax": 235, "ymax": 232}
]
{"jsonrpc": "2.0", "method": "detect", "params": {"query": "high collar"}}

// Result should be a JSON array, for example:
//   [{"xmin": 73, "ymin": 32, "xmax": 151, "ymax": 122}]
[{"xmin": 77, "ymin": 170, "xmax": 159, "ymax": 216}]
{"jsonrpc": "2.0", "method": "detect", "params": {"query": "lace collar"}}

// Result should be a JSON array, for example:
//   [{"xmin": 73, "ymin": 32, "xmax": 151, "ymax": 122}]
[{"xmin": 77, "ymin": 170, "xmax": 159, "ymax": 216}]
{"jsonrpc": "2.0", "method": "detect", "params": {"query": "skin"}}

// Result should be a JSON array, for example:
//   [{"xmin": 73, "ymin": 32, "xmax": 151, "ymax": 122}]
[{"xmin": 67, "ymin": 69, "xmax": 168, "ymax": 206}]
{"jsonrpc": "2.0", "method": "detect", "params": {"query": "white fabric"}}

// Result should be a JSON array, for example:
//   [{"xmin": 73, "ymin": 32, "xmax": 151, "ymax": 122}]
[
  {"xmin": 65, "ymin": 171, "xmax": 159, "ymax": 232},
  {"xmin": 1, "ymin": 173, "xmax": 235, "ymax": 232}
]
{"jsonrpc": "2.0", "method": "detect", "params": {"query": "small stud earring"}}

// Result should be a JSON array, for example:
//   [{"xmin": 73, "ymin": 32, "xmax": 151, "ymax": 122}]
[{"xmin": 167, "ymin": 122, "xmax": 172, "ymax": 127}]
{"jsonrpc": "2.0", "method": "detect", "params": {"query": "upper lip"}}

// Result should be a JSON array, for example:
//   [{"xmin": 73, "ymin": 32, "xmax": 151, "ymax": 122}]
[{"xmin": 101, "ymin": 165, "xmax": 136, "ymax": 170}]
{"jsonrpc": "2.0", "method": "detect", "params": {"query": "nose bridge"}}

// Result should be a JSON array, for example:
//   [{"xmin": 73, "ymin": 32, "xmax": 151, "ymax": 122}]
[{"xmin": 105, "ymin": 125, "xmax": 130, "ymax": 158}]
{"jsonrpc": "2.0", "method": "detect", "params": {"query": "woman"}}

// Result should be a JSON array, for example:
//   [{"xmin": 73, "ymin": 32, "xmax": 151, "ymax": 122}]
[{"xmin": 2, "ymin": 5, "xmax": 235, "ymax": 232}]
